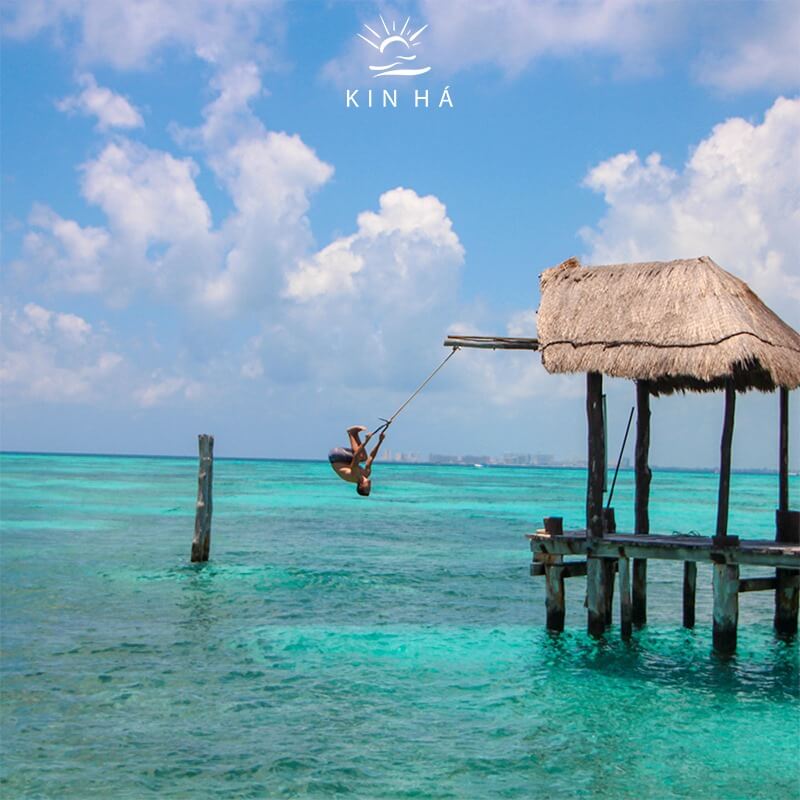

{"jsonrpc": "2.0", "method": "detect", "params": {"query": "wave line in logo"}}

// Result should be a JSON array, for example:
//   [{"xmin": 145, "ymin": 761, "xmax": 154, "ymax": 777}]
[{"xmin": 358, "ymin": 15, "xmax": 431, "ymax": 78}]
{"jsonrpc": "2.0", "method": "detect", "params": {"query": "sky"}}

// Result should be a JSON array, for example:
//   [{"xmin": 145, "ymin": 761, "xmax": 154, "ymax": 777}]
[{"xmin": 1, "ymin": 0, "xmax": 799, "ymax": 470}]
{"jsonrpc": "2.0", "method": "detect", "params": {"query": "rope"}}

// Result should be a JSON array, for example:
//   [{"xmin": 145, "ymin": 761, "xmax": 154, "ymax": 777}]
[
  {"xmin": 379, "ymin": 347, "xmax": 460, "ymax": 432},
  {"xmin": 606, "ymin": 406, "xmax": 634, "ymax": 508}
]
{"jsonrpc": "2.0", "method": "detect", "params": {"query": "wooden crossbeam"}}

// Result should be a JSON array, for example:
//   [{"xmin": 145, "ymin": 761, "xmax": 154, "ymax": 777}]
[
  {"xmin": 738, "ymin": 576, "xmax": 778, "ymax": 593},
  {"xmin": 443, "ymin": 335, "xmax": 539, "ymax": 350},
  {"xmin": 528, "ymin": 530, "xmax": 800, "ymax": 568},
  {"xmin": 531, "ymin": 560, "xmax": 589, "ymax": 578}
]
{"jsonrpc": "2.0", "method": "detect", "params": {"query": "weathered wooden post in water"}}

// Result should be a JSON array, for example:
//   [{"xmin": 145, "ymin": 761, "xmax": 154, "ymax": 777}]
[
  {"xmin": 542, "ymin": 517, "xmax": 566, "ymax": 631},
  {"xmin": 633, "ymin": 380, "xmax": 651, "ymax": 627},
  {"xmin": 586, "ymin": 371, "xmax": 609, "ymax": 638},
  {"xmin": 191, "ymin": 434, "xmax": 214, "ymax": 563},
  {"xmin": 775, "ymin": 387, "xmax": 800, "ymax": 636},
  {"xmin": 712, "ymin": 381, "xmax": 739, "ymax": 653}
]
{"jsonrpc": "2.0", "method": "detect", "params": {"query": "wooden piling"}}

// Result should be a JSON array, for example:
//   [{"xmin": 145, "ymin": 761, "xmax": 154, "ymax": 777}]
[
  {"xmin": 713, "ymin": 563, "xmax": 739, "ymax": 654},
  {"xmin": 633, "ymin": 380, "xmax": 651, "ymax": 626},
  {"xmin": 541, "ymin": 518, "xmax": 566, "ymax": 632},
  {"xmin": 604, "ymin": 558, "xmax": 616, "ymax": 627},
  {"xmin": 619, "ymin": 556, "xmax": 632, "ymax": 639},
  {"xmin": 587, "ymin": 373, "xmax": 605, "ymax": 543},
  {"xmin": 713, "ymin": 381, "xmax": 737, "ymax": 546},
  {"xmin": 775, "ymin": 510, "xmax": 800, "ymax": 636},
  {"xmin": 713, "ymin": 385, "xmax": 740, "ymax": 652},
  {"xmin": 545, "ymin": 561, "xmax": 566, "ymax": 632},
  {"xmin": 682, "ymin": 561, "xmax": 697, "ymax": 628},
  {"xmin": 586, "ymin": 372, "xmax": 607, "ymax": 637},
  {"xmin": 544, "ymin": 517, "xmax": 564, "ymax": 536},
  {"xmin": 586, "ymin": 558, "xmax": 607, "ymax": 638},
  {"xmin": 191, "ymin": 434, "xmax": 214, "ymax": 563},
  {"xmin": 774, "ymin": 387, "xmax": 798, "ymax": 637},
  {"xmin": 779, "ymin": 387, "xmax": 789, "ymax": 513},
  {"xmin": 601, "ymin": 508, "xmax": 616, "ymax": 626}
]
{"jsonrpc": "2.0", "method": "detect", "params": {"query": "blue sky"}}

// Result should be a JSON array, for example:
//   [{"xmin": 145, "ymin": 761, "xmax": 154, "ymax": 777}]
[{"xmin": 2, "ymin": 0, "xmax": 799, "ymax": 470}]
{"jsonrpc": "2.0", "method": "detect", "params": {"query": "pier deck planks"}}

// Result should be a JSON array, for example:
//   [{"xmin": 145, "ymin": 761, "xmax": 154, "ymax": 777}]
[{"xmin": 528, "ymin": 529, "xmax": 800, "ymax": 569}]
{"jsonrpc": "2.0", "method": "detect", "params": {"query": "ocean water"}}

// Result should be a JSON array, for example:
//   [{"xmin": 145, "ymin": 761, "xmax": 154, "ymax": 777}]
[{"xmin": 1, "ymin": 452, "xmax": 798, "ymax": 799}]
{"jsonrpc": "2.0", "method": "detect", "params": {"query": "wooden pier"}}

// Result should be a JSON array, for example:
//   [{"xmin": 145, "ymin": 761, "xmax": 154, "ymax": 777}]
[
  {"xmin": 529, "ymin": 527, "xmax": 800, "ymax": 647},
  {"xmin": 448, "ymin": 255, "xmax": 800, "ymax": 653}
]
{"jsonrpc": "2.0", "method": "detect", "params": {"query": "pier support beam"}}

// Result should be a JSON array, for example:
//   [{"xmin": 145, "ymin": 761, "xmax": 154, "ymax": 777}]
[
  {"xmin": 778, "ymin": 386, "xmax": 790, "ymax": 514},
  {"xmin": 775, "ymin": 387, "xmax": 799, "ymax": 637},
  {"xmin": 713, "ymin": 563, "xmax": 739, "ymax": 654},
  {"xmin": 712, "ymin": 384, "xmax": 739, "ymax": 652},
  {"xmin": 587, "ymin": 558, "xmax": 608, "ymax": 637},
  {"xmin": 619, "ymin": 556, "xmax": 632, "ymax": 639},
  {"xmin": 191, "ymin": 434, "xmax": 214, "ymax": 563},
  {"xmin": 602, "ymin": 509, "xmax": 616, "ymax": 627},
  {"xmin": 586, "ymin": 372, "xmax": 608, "ymax": 637},
  {"xmin": 633, "ymin": 381, "xmax": 651, "ymax": 626},
  {"xmin": 713, "ymin": 381, "xmax": 738, "ymax": 547},
  {"xmin": 682, "ymin": 561, "xmax": 697, "ymax": 628},
  {"xmin": 544, "ymin": 561, "xmax": 566, "ymax": 632},
  {"xmin": 775, "ymin": 510, "xmax": 799, "ymax": 637}
]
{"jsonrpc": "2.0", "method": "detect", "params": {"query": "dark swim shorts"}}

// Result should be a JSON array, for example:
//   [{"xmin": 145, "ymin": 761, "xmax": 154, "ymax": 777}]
[{"xmin": 328, "ymin": 447, "xmax": 354, "ymax": 465}]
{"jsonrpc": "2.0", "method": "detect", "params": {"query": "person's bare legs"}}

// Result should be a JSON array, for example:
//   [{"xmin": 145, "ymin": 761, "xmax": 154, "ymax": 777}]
[{"xmin": 347, "ymin": 425, "xmax": 367, "ymax": 455}]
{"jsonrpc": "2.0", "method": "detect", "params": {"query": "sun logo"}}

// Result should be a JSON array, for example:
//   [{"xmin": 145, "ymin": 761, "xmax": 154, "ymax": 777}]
[{"xmin": 357, "ymin": 16, "xmax": 431, "ymax": 78}]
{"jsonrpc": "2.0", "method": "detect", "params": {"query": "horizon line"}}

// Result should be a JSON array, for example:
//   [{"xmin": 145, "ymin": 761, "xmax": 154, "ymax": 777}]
[{"xmin": 0, "ymin": 449, "xmax": 795, "ymax": 476}]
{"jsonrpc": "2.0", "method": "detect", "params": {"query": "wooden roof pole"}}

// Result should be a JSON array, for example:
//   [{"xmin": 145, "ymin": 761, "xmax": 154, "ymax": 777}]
[
  {"xmin": 714, "ymin": 380, "xmax": 737, "ymax": 544},
  {"xmin": 713, "ymin": 380, "xmax": 739, "ymax": 654},
  {"xmin": 586, "ymin": 371, "xmax": 608, "ymax": 638},
  {"xmin": 775, "ymin": 387, "xmax": 799, "ymax": 637},
  {"xmin": 632, "ymin": 380, "xmax": 651, "ymax": 627},
  {"xmin": 779, "ymin": 387, "xmax": 789, "ymax": 513}
]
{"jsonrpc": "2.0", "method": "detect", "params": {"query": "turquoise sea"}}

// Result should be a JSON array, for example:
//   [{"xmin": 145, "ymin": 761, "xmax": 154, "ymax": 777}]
[{"xmin": 1, "ymin": 452, "xmax": 798, "ymax": 798}]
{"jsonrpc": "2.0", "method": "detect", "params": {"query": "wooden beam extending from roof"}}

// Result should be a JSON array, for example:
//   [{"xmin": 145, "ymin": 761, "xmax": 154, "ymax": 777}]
[{"xmin": 443, "ymin": 335, "xmax": 539, "ymax": 350}]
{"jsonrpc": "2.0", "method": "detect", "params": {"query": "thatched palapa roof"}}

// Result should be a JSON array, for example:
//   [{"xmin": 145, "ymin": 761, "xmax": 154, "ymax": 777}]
[{"xmin": 537, "ymin": 256, "xmax": 800, "ymax": 394}]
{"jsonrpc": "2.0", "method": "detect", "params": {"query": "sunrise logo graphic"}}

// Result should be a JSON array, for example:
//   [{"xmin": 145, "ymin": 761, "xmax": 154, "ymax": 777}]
[{"xmin": 357, "ymin": 16, "xmax": 431, "ymax": 78}]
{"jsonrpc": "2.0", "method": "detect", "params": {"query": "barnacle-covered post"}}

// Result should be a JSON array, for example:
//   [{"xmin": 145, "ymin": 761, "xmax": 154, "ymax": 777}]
[{"xmin": 191, "ymin": 434, "xmax": 214, "ymax": 563}]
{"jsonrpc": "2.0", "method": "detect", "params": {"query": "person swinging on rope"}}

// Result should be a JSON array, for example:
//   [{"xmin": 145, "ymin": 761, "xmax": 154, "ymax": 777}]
[
  {"xmin": 328, "ymin": 424, "xmax": 389, "ymax": 497},
  {"xmin": 328, "ymin": 346, "xmax": 460, "ymax": 496}
]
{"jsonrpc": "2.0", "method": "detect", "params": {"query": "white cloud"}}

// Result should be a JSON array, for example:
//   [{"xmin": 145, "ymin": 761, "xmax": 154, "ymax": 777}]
[
  {"xmin": 0, "ymin": 303, "xmax": 122, "ymax": 402},
  {"xmin": 506, "ymin": 309, "xmax": 537, "ymax": 338},
  {"xmin": 21, "ymin": 142, "xmax": 216, "ymax": 304},
  {"xmin": 82, "ymin": 141, "xmax": 211, "ymax": 245},
  {"xmin": 695, "ymin": 2, "xmax": 800, "ymax": 92},
  {"xmin": 135, "ymin": 375, "xmax": 204, "ymax": 408},
  {"xmin": 247, "ymin": 186, "xmax": 465, "ymax": 396},
  {"xmin": 8, "ymin": 45, "xmax": 570, "ymax": 429},
  {"xmin": 421, "ymin": 0, "xmax": 675, "ymax": 75},
  {"xmin": 23, "ymin": 205, "xmax": 110, "ymax": 293},
  {"xmin": 57, "ymin": 74, "xmax": 143, "ymax": 130},
  {"xmin": 285, "ymin": 187, "xmax": 463, "ymax": 302},
  {"xmin": 325, "ymin": 1, "xmax": 799, "ymax": 93},
  {"xmin": 580, "ymin": 96, "xmax": 800, "ymax": 327},
  {"xmin": 4, "ymin": 0, "xmax": 283, "ymax": 70},
  {"xmin": 324, "ymin": 0, "xmax": 682, "ymax": 85},
  {"xmin": 186, "ymin": 64, "xmax": 335, "ymax": 316},
  {"xmin": 443, "ymin": 308, "xmax": 580, "ymax": 409},
  {"xmin": 19, "ymin": 62, "xmax": 334, "ymax": 318}
]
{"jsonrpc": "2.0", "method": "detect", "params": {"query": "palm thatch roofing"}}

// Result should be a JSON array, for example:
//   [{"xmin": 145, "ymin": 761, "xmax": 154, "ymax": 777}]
[{"xmin": 537, "ymin": 256, "xmax": 800, "ymax": 394}]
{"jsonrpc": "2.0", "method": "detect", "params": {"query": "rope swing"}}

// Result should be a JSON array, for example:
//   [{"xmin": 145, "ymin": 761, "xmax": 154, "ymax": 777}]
[{"xmin": 371, "ymin": 346, "xmax": 461, "ymax": 435}]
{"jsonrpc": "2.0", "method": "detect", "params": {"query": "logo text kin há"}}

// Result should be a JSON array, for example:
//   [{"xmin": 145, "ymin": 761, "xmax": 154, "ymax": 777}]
[
  {"xmin": 347, "ymin": 16, "xmax": 453, "ymax": 110},
  {"xmin": 345, "ymin": 87, "xmax": 453, "ymax": 109}
]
